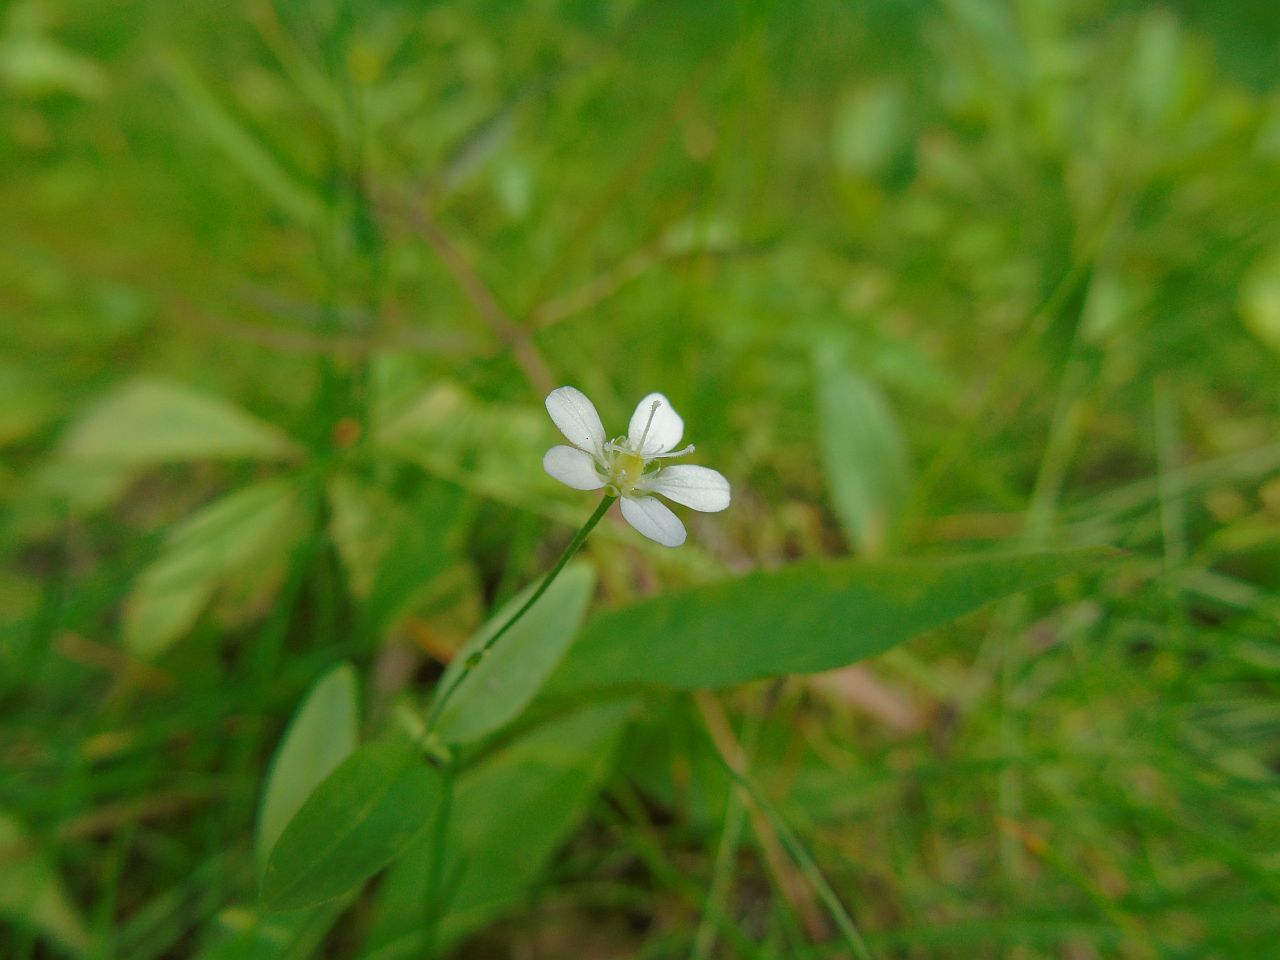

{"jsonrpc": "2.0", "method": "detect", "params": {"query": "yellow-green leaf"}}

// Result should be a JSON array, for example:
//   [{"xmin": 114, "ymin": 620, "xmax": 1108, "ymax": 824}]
[
  {"xmin": 432, "ymin": 563, "xmax": 595, "ymax": 744},
  {"xmin": 60, "ymin": 378, "xmax": 301, "ymax": 465},
  {"xmin": 124, "ymin": 479, "xmax": 308, "ymax": 657}
]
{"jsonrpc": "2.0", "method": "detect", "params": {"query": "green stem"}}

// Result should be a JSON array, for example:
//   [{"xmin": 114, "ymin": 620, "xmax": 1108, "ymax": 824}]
[
  {"xmin": 691, "ymin": 706, "xmax": 763, "ymax": 960},
  {"xmin": 702, "ymin": 722, "xmax": 876, "ymax": 960},
  {"xmin": 425, "ymin": 493, "xmax": 616, "ymax": 733},
  {"xmin": 422, "ymin": 762, "xmax": 456, "ymax": 958},
  {"xmin": 417, "ymin": 494, "xmax": 615, "ymax": 954}
]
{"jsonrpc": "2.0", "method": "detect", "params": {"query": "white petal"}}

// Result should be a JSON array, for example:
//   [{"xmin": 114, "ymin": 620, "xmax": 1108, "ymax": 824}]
[
  {"xmin": 627, "ymin": 392, "xmax": 683, "ymax": 455},
  {"xmin": 543, "ymin": 445, "xmax": 605, "ymax": 490},
  {"xmin": 620, "ymin": 495, "xmax": 686, "ymax": 547},
  {"xmin": 645, "ymin": 464, "xmax": 731, "ymax": 513},
  {"xmin": 546, "ymin": 386, "xmax": 606, "ymax": 454}
]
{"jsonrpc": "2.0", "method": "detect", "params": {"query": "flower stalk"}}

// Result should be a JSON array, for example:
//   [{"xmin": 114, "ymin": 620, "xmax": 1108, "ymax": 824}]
[{"xmin": 424, "ymin": 493, "xmax": 617, "ymax": 734}]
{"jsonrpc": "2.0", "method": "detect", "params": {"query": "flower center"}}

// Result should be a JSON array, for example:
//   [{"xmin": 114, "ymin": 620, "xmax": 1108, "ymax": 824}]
[{"xmin": 614, "ymin": 450, "xmax": 647, "ymax": 492}]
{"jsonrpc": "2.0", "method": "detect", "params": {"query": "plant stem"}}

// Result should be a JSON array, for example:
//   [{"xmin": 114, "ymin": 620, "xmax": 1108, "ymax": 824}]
[
  {"xmin": 422, "ymin": 761, "xmax": 456, "ymax": 958},
  {"xmin": 417, "ymin": 494, "xmax": 615, "ymax": 955},
  {"xmin": 699, "ymin": 708, "xmax": 876, "ymax": 960},
  {"xmin": 425, "ymin": 492, "xmax": 617, "ymax": 734}
]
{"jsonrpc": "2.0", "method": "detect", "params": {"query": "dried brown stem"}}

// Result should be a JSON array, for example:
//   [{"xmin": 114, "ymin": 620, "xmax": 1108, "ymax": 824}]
[
  {"xmin": 399, "ymin": 195, "xmax": 555, "ymax": 396},
  {"xmin": 695, "ymin": 690, "xmax": 830, "ymax": 942}
]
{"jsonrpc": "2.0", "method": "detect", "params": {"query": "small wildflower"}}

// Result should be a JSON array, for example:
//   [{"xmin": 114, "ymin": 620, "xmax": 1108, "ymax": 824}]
[{"xmin": 543, "ymin": 386, "xmax": 731, "ymax": 547}]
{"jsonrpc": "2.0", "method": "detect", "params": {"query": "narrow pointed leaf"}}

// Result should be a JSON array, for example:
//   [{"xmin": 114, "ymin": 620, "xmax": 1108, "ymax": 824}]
[
  {"xmin": 256, "ymin": 664, "xmax": 360, "ymax": 870},
  {"xmin": 366, "ymin": 700, "xmax": 632, "ymax": 955},
  {"xmin": 194, "ymin": 898, "xmax": 350, "ymax": 960},
  {"xmin": 816, "ymin": 352, "xmax": 911, "ymax": 556},
  {"xmin": 261, "ymin": 742, "xmax": 440, "ymax": 912},
  {"xmin": 0, "ymin": 815, "xmax": 90, "ymax": 956},
  {"xmin": 431, "ymin": 562, "xmax": 595, "ymax": 744},
  {"xmin": 60, "ymin": 377, "xmax": 301, "ymax": 465},
  {"xmin": 123, "ymin": 479, "xmax": 307, "ymax": 658},
  {"xmin": 548, "ymin": 547, "xmax": 1117, "ymax": 694},
  {"xmin": 164, "ymin": 51, "xmax": 326, "ymax": 228}
]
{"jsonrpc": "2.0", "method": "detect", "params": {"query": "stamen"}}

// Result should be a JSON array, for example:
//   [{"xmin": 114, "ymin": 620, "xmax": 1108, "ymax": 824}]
[
  {"xmin": 636, "ymin": 399, "xmax": 662, "ymax": 450},
  {"xmin": 650, "ymin": 444, "xmax": 695, "ymax": 459}
]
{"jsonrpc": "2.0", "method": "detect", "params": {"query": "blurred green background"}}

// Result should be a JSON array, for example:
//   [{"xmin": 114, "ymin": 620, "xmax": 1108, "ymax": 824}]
[{"xmin": 3, "ymin": 0, "xmax": 1279, "ymax": 957}]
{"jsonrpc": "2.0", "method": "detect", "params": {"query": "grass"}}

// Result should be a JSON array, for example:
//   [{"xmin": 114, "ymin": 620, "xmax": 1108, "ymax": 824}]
[{"xmin": 2, "ymin": 0, "xmax": 1279, "ymax": 957}]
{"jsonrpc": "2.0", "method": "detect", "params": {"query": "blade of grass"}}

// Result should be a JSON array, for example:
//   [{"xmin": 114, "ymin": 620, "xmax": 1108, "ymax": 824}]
[{"xmin": 696, "ymin": 692, "xmax": 875, "ymax": 960}]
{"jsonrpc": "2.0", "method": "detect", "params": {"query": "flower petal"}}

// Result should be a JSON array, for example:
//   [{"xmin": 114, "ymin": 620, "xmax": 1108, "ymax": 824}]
[
  {"xmin": 620, "ymin": 495, "xmax": 686, "ymax": 547},
  {"xmin": 546, "ymin": 386, "xmax": 606, "ymax": 454},
  {"xmin": 543, "ymin": 445, "xmax": 605, "ymax": 490},
  {"xmin": 627, "ymin": 392, "xmax": 683, "ymax": 455},
  {"xmin": 645, "ymin": 464, "xmax": 731, "ymax": 513}
]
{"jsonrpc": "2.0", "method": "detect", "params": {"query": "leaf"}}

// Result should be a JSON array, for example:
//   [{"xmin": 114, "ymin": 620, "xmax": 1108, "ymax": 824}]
[
  {"xmin": 365, "ymin": 700, "xmax": 633, "ymax": 957},
  {"xmin": 0, "ymin": 814, "xmax": 90, "ymax": 956},
  {"xmin": 815, "ymin": 352, "xmax": 911, "ymax": 556},
  {"xmin": 1240, "ymin": 245, "xmax": 1280, "ymax": 354},
  {"xmin": 373, "ymin": 382, "xmax": 546, "ymax": 492},
  {"xmin": 431, "ymin": 563, "xmax": 596, "ymax": 745},
  {"xmin": 194, "ymin": 900, "xmax": 350, "ymax": 960},
  {"xmin": 256, "ymin": 664, "xmax": 360, "ymax": 871},
  {"xmin": 163, "ymin": 51, "xmax": 326, "ymax": 228},
  {"xmin": 0, "ymin": 25, "xmax": 107, "ymax": 100},
  {"xmin": 261, "ymin": 741, "xmax": 440, "ymax": 913},
  {"xmin": 833, "ymin": 81, "xmax": 910, "ymax": 177},
  {"xmin": 355, "ymin": 480, "xmax": 467, "ymax": 643},
  {"xmin": 547, "ymin": 548, "xmax": 1117, "ymax": 695},
  {"xmin": 59, "ymin": 377, "xmax": 302, "ymax": 465},
  {"xmin": 32, "ymin": 459, "xmax": 134, "ymax": 516},
  {"xmin": 326, "ymin": 476, "xmax": 404, "ymax": 599},
  {"xmin": 1125, "ymin": 11, "xmax": 1184, "ymax": 129},
  {"xmin": 124, "ymin": 479, "xmax": 308, "ymax": 658},
  {"xmin": 0, "ymin": 360, "xmax": 57, "ymax": 446}
]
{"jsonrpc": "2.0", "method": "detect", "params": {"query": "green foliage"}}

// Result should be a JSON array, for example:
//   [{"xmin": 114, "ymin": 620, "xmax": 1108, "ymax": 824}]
[
  {"xmin": 431, "ymin": 562, "xmax": 596, "ymax": 744},
  {"xmin": 3, "ymin": 0, "xmax": 1278, "ymax": 957},
  {"xmin": 367, "ymin": 701, "xmax": 633, "ymax": 955},
  {"xmin": 1240, "ymin": 244, "xmax": 1280, "ymax": 354},
  {"xmin": 815, "ymin": 349, "xmax": 912, "ymax": 555},
  {"xmin": 123, "ymin": 478, "xmax": 310, "ymax": 657},
  {"xmin": 256, "ymin": 663, "xmax": 360, "ymax": 870},
  {"xmin": 58, "ymin": 378, "xmax": 302, "ymax": 466},
  {"xmin": 550, "ymin": 548, "xmax": 1113, "ymax": 694},
  {"xmin": 0, "ymin": 815, "xmax": 88, "ymax": 957},
  {"xmin": 261, "ymin": 742, "xmax": 441, "ymax": 912}
]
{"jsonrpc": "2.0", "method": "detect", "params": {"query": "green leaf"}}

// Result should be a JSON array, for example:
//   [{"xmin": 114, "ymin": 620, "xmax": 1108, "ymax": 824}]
[
  {"xmin": 261, "ymin": 741, "xmax": 440, "ymax": 913},
  {"xmin": 124, "ymin": 479, "xmax": 308, "ymax": 658},
  {"xmin": 194, "ymin": 900, "xmax": 350, "ymax": 960},
  {"xmin": 373, "ymin": 382, "xmax": 546, "ymax": 494},
  {"xmin": 815, "ymin": 352, "xmax": 911, "ymax": 556},
  {"xmin": 256, "ymin": 664, "xmax": 360, "ymax": 871},
  {"xmin": 326, "ymin": 476, "xmax": 404, "ymax": 599},
  {"xmin": 163, "ymin": 51, "xmax": 326, "ymax": 228},
  {"xmin": 0, "ymin": 814, "xmax": 89, "ymax": 956},
  {"xmin": 547, "ymin": 548, "xmax": 1116, "ymax": 695},
  {"xmin": 432, "ymin": 563, "xmax": 596, "ymax": 744},
  {"xmin": 1240, "ymin": 245, "xmax": 1280, "ymax": 354},
  {"xmin": 365, "ymin": 700, "xmax": 632, "ymax": 957},
  {"xmin": 833, "ymin": 80, "xmax": 910, "ymax": 177},
  {"xmin": 355, "ymin": 480, "xmax": 466, "ymax": 643},
  {"xmin": 0, "ymin": 360, "xmax": 57, "ymax": 446},
  {"xmin": 59, "ymin": 377, "xmax": 302, "ymax": 465}
]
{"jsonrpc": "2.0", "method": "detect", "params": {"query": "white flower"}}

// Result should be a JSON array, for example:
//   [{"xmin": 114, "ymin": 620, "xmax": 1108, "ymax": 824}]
[{"xmin": 542, "ymin": 386, "xmax": 731, "ymax": 547}]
